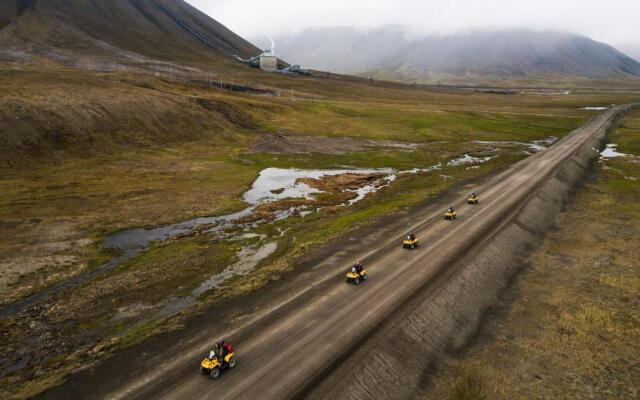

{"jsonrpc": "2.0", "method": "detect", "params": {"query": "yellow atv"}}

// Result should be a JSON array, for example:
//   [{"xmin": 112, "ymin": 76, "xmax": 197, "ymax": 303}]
[
  {"xmin": 444, "ymin": 210, "xmax": 457, "ymax": 220},
  {"xmin": 200, "ymin": 352, "xmax": 236, "ymax": 379},
  {"xmin": 467, "ymin": 194, "xmax": 479, "ymax": 205},
  {"xmin": 346, "ymin": 269, "xmax": 368, "ymax": 285},
  {"xmin": 402, "ymin": 237, "xmax": 419, "ymax": 249}
]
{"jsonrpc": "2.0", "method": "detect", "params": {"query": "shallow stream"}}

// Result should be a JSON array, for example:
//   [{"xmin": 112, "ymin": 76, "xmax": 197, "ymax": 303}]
[{"xmin": 0, "ymin": 146, "xmax": 542, "ymax": 317}]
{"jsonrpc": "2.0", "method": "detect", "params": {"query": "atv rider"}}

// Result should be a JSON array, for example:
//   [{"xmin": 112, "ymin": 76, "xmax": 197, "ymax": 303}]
[
  {"xmin": 210, "ymin": 342, "xmax": 221, "ymax": 362},
  {"xmin": 408, "ymin": 232, "xmax": 416, "ymax": 241},
  {"xmin": 447, "ymin": 206, "xmax": 455, "ymax": 214},
  {"xmin": 219, "ymin": 341, "xmax": 227, "ymax": 360},
  {"xmin": 208, "ymin": 340, "xmax": 233, "ymax": 366},
  {"xmin": 352, "ymin": 262, "xmax": 364, "ymax": 275},
  {"xmin": 217, "ymin": 340, "xmax": 234, "ymax": 364}
]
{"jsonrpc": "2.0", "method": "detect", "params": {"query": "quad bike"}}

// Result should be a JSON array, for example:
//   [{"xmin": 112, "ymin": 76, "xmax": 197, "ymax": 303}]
[
  {"xmin": 467, "ymin": 195, "xmax": 479, "ymax": 205},
  {"xmin": 200, "ymin": 352, "xmax": 236, "ymax": 379},
  {"xmin": 346, "ymin": 269, "xmax": 368, "ymax": 285},
  {"xmin": 402, "ymin": 236, "xmax": 419, "ymax": 249},
  {"xmin": 444, "ymin": 210, "xmax": 457, "ymax": 220}
]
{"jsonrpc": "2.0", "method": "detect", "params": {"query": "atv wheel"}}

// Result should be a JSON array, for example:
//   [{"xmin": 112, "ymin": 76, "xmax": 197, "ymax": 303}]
[
  {"xmin": 362, "ymin": 274, "xmax": 368, "ymax": 280},
  {"xmin": 354, "ymin": 278, "xmax": 360, "ymax": 285},
  {"xmin": 200, "ymin": 367, "xmax": 207, "ymax": 375},
  {"xmin": 228, "ymin": 357, "xmax": 237, "ymax": 369},
  {"xmin": 210, "ymin": 367, "xmax": 221, "ymax": 379}
]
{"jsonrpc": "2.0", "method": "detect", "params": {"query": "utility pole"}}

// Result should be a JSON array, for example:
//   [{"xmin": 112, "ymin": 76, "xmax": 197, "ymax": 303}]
[{"xmin": 114, "ymin": 56, "xmax": 118, "ymax": 72}]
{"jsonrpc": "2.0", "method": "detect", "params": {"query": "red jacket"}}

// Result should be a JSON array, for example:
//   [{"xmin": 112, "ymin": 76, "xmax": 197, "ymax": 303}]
[{"xmin": 223, "ymin": 342, "xmax": 234, "ymax": 354}]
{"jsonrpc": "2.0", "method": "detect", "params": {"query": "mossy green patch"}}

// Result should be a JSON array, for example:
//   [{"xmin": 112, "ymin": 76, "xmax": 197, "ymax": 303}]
[{"xmin": 264, "ymin": 100, "xmax": 588, "ymax": 143}]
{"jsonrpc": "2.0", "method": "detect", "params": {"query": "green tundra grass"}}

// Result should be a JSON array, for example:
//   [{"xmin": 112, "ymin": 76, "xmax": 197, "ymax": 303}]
[{"xmin": 1, "ymin": 62, "xmax": 639, "ymax": 398}]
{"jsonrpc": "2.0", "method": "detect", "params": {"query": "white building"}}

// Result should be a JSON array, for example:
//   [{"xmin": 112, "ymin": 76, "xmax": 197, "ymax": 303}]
[{"xmin": 258, "ymin": 50, "xmax": 277, "ymax": 71}]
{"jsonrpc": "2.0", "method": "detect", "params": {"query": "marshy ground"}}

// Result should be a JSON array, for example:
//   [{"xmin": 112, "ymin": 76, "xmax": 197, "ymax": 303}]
[{"xmin": 1, "ymin": 62, "xmax": 639, "ymax": 398}]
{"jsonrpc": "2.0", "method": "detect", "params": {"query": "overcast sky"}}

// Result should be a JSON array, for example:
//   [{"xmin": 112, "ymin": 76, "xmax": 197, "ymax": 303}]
[{"xmin": 186, "ymin": 0, "xmax": 639, "ymax": 45}]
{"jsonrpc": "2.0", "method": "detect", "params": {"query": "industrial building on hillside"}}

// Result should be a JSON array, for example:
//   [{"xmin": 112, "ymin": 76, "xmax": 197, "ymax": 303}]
[
  {"xmin": 258, "ymin": 50, "xmax": 277, "ymax": 71},
  {"xmin": 238, "ymin": 49, "xmax": 309, "ymax": 74}
]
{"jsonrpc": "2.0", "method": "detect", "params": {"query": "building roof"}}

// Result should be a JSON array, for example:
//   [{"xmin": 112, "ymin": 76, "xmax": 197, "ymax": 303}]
[{"xmin": 259, "ymin": 50, "xmax": 276, "ymax": 58}]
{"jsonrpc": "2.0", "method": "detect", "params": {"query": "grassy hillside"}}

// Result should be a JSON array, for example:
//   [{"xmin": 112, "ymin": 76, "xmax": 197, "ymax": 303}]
[{"xmin": 4, "ymin": 62, "xmax": 639, "ymax": 166}]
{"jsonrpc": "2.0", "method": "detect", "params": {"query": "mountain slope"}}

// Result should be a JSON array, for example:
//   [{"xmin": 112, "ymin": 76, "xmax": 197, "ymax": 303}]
[
  {"xmin": 1, "ymin": 0, "xmax": 261, "ymax": 64},
  {"xmin": 259, "ymin": 27, "xmax": 640, "ymax": 81},
  {"xmin": 615, "ymin": 43, "xmax": 640, "ymax": 63}
]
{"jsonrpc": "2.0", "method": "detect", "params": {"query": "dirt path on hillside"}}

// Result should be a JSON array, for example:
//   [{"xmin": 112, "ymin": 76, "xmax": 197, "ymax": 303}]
[{"xmin": 39, "ymin": 107, "xmax": 626, "ymax": 400}]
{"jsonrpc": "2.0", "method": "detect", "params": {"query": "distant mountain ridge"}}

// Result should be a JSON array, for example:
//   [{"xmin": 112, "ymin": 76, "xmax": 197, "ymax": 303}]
[{"xmin": 257, "ymin": 27, "xmax": 640, "ymax": 81}]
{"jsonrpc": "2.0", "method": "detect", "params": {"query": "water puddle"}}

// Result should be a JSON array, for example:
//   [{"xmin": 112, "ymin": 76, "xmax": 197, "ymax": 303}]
[
  {"xmin": 473, "ymin": 137, "xmax": 557, "ymax": 154},
  {"xmin": 447, "ymin": 154, "xmax": 496, "ymax": 166},
  {"xmin": 105, "ymin": 167, "xmax": 395, "ymax": 254},
  {"xmin": 104, "ymin": 208, "xmax": 253, "ymax": 253},
  {"xmin": 0, "ymin": 251, "xmax": 134, "ymax": 318},
  {"xmin": 230, "ymin": 233, "xmax": 266, "ymax": 241},
  {"xmin": 244, "ymin": 167, "xmax": 395, "ymax": 205},
  {"xmin": 400, "ymin": 164, "xmax": 443, "ymax": 175},
  {"xmin": 581, "ymin": 106, "xmax": 609, "ymax": 111},
  {"xmin": 154, "ymin": 242, "xmax": 278, "ymax": 318},
  {"xmin": 193, "ymin": 242, "xmax": 278, "ymax": 297},
  {"xmin": 600, "ymin": 144, "xmax": 630, "ymax": 158},
  {"xmin": 528, "ymin": 137, "xmax": 558, "ymax": 152},
  {"xmin": 0, "ymin": 157, "xmax": 502, "ymax": 318},
  {"xmin": 380, "ymin": 141, "xmax": 420, "ymax": 150},
  {"xmin": 346, "ymin": 174, "xmax": 396, "ymax": 205}
]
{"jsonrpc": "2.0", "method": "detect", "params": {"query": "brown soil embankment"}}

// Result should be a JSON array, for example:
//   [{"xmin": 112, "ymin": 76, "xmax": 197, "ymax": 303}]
[
  {"xmin": 304, "ymin": 108, "xmax": 632, "ymax": 399},
  {"xmin": 0, "ymin": 70, "xmax": 258, "ymax": 166}
]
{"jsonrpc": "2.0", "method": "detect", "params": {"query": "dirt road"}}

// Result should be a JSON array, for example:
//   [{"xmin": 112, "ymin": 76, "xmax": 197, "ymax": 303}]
[{"xmin": 49, "ymin": 107, "xmax": 625, "ymax": 400}]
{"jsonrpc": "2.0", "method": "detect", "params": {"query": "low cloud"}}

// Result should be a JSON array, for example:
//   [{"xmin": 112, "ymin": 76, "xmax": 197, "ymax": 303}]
[{"xmin": 187, "ymin": 0, "xmax": 639, "ymax": 45}]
